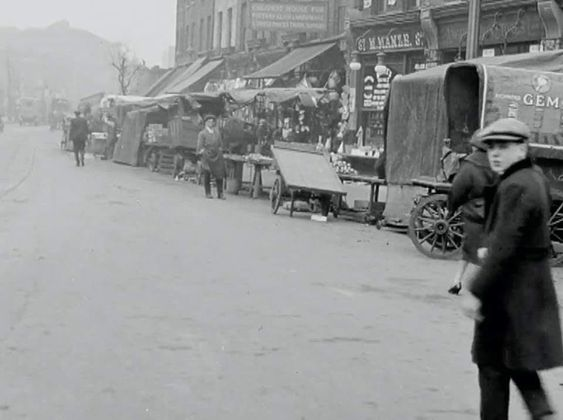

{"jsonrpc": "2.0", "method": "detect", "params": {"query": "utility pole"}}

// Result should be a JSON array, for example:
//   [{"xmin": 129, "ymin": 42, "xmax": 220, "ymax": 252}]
[{"xmin": 466, "ymin": 0, "xmax": 481, "ymax": 59}]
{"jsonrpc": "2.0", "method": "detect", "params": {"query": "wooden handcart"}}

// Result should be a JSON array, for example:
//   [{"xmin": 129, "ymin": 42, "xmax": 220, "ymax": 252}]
[{"xmin": 269, "ymin": 144, "xmax": 347, "ymax": 218}]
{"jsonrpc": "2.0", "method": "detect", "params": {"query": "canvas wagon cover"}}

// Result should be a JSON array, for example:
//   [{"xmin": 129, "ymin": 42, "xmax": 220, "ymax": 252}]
[
  {"xmin": 482, "ymin": 66, "xmax": 563, "ymax": 146},
  {"xmin": 386, "ymin": 50, "xmax": 563, "ymax": 185},
  {"xmin": 113, "ymin": 110, "xmax": 147, "ymax": 166}
]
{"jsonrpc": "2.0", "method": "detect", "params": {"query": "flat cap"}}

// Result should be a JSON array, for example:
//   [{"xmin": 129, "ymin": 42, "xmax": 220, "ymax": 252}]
[
  {"xmin": 203, "ymin": 114, "xmax": 217, "ymax": 122},
  {"xmin": 469, "ymin": 129, "xmax": 487, "ymax": 151},
  {"xmin": 480, "ymin": 118, "xmax": 530, "ymax": 143}
]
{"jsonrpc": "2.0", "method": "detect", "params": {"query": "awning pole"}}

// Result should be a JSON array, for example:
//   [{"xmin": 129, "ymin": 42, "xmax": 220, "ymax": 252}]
[{"xmin": 466, "ymin": 0, "xmax": 481, "ymax": 60}]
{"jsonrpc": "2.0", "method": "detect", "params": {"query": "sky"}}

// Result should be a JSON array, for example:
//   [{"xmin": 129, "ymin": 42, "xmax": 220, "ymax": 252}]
[{"xmin": 1, "ymin": 0, "xmax": 177, "ymax": 66}]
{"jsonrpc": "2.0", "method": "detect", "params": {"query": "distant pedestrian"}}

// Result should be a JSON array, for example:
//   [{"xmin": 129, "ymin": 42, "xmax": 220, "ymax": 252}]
[
  {"xmin": 69, "ymin": 110, "xmax": 89, "ymax": 167},
  {"xmin": 197, "ymin": 114, "xmax": 225, "ymax": 199},
  {"xmin": 447, "ymin": 130, "xmax": 497, "ymax": 295},
  {"xmin": 462, "ymin": 118, "xmax": 563, "ymax": 420}
]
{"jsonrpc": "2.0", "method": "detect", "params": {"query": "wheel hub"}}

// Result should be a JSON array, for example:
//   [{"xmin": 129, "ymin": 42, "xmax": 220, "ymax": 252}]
[{"xmin": 434, "ymin": 220, "xmax": 449, "ymax": 235}]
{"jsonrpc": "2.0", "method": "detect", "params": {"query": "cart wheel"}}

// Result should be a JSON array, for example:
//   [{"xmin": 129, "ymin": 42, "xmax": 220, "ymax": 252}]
[
  {"xmin": 408, "ymin": 194, "xmax": 464, "ymax": 260},
  {"xmin": 270, "ymin": 177, "xmax": 283, "ymax": 214},
  {"xmin": 549, "ymin": 200, "xmax": 563, "ymax": 266}
]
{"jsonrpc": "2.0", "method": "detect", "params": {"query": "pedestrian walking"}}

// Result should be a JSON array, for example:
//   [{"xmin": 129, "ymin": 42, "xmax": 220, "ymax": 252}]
[
  {"xmin": 197, "ymin": 114, "xmax": 226, "ymax": 199},
  {"xmin": 462, "ymin": 118, "xmax": 563, "ymax": 420},
  {"xmin": 447, "ymin": 130, "xmax": 497, "ymax": 295},
  {"xmin": 69, "ymin": 110, "xmax": 89, "ymax": 167}
]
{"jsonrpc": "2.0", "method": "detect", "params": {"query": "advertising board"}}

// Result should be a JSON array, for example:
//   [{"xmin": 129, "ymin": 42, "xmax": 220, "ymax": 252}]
[{"xmin": 249, "ymin": 1, "xmax": 328, "ymax": 32}]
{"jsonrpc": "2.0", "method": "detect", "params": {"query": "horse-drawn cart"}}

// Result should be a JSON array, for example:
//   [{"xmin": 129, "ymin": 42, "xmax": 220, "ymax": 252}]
[
  {"xmin": 404, "ymin": 60, "xmax": 563, "ymax": 262},
  {"xmin": 269, "ymin": 144, "xmax": 347, "ymax": 218}
]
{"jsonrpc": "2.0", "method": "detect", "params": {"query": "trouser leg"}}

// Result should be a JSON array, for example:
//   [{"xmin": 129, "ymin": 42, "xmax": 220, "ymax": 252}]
[
  {"xmin": 73, "ymin": 142, "xmax": 80, "ymax": 166},
  {"xmin": 79, "ymin": 144, "xmax": 85, "ymax": 165},
  {"xmin": 203, "ymin": 171, "xmax": 211, "ymax": 196},
  {"xmin": 478, "ymin": 364, "xmax": 510, "ymax": 420},
  {"xmin": 216, "ymin": 177, "xmax": 224, "ymax": 197},
  {"xmin": 511, "ymin": 370, "xmax": 554, "ymax": 419}
]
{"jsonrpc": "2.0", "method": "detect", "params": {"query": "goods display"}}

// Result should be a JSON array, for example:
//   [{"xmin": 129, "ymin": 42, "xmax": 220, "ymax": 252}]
[{"xmin": 330, "ymin": 153, "xmax": 358, "ymax": 175}]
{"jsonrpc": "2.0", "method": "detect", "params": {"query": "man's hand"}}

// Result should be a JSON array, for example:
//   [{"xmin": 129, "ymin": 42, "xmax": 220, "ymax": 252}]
[{"xmin": 462, "ymin": 293, "xmax": 483, "ymax": 322}]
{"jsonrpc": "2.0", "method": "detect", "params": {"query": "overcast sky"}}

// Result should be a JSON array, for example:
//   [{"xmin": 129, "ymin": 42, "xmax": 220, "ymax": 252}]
[{"xmin": 2, "ymin": 0, "xmax": 177, "ymax": 66}]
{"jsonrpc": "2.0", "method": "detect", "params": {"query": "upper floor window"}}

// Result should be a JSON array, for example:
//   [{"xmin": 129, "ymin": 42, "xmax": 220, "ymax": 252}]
[
  {"xmin": 217, "ymin": 11, "xmax": 223, "ymax": 49},
  {"xmin": 226, "ymin": 8, "xmax": 233, "ymax": 48},
  {"xmin": 405, "ymin": 0, "xmax": 420, "ymax": 10}
]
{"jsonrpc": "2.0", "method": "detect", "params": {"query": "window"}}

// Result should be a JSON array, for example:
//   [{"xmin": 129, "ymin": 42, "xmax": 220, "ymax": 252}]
[
  {"xmin": 185, "ymin": 25, "xmax": 190, "ymax": 50},
  {"xmin": 226, "ymin": 8, "xmax": 233, "ymax": 48},
  {"xmin": 217, "ymin": 12, "xmax": 223, "ymax": 49},
  {"xmin": 207, "ymin": 15, "xmax": 213, "ymax": 50},
  {"xmin": 337, "ymin": 6, "xmax": 347, "ymax": 33},
  {"xmin": 405, "ymin": 0, "xmax": 420, "ymax": 10},
  {"xmin": 199, "ymin": 18, "xmax": 204, "ymax": 51},
  {"xmin": 240, "ymin": 2, "xmax": 247, "ymax": 49}
]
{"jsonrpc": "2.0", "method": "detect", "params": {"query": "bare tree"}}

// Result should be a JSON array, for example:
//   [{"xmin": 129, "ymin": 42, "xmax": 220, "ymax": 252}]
[{"xmin": 110, "ymin": 44, "xmax": 144, "ymax": 95}]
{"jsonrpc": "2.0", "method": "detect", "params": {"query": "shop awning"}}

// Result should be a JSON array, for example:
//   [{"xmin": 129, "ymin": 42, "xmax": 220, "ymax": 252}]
[
  {"xmin": 167, "ymin": 59, "xmax": 224, "ymax": 93},
  {"xmin": 144, "ymin": 67, "xmax": 183, "ymax": 97},
  {"xmin": 244, "ymin": 43, "xmax": 336, "ymax": 79}
]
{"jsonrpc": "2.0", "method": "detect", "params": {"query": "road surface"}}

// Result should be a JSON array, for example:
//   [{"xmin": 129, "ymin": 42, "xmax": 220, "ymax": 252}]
[{"xmin": 1, "ymin": 125, "xmax": 562, "ymax": 419}]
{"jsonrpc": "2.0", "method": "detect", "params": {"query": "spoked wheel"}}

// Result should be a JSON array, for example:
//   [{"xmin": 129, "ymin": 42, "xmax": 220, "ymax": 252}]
[
  {"xmin": 270, "ymin": 176, "xmax": 283, "ymax": 214},
  {"xmin": 408, "ymin": 194, "xmax": 464, "ymax": 259},
  {"xmin": 549, "ymin": 200, "xmax": 563, "ymax": 266}
]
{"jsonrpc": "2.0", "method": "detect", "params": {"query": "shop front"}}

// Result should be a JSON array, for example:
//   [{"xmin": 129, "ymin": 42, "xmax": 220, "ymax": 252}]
[{"xmin": 353, "ymin": 24, "xmax": 426, "ymax": 149}]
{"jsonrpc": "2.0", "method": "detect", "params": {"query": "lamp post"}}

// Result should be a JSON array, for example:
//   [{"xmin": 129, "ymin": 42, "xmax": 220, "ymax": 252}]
[
  {"xmin": 348, "ymin": 50, "xmax": 362, "ymax": 130},
  {"xmin": 466, "ymin": 0, "xmax": 482, "ymax": 59}
]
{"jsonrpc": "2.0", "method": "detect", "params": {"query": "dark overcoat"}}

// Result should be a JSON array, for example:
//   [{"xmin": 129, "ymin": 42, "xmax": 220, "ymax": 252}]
[
  {"xmin": 69, "ymin": 116, "xmax": 89, "ymax": 144},
  {"xmin": 468, "ymin": 158, "xmax": 563, "ymax": 371},
  {"xmin": 197, "ymin": 127, "xmax": 226, "ymax": 179},
  {"xmin": 448, "ymin": 150, "xmax": 497, "ymax": 264}
]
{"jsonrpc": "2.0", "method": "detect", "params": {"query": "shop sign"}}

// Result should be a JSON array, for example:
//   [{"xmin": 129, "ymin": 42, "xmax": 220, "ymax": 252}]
[
  {"xmin": 362, "ymin": 66, "xmax": 393, "ymax": 110},
  {"xmin": 249, "ymin": 1, "xmax": 328, "ymax": 33},
  {"xmin": 356, "ymin": 28, "xmax": 425, "ymax": 53}
]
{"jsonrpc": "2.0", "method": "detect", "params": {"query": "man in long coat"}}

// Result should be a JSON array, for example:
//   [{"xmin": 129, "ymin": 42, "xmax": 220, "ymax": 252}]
[
  {"xmin": 197, "ymin": 114, "xmax": 226, "ymax": 199},
  {"xmin": 463, "ymin": 118, "xmax": 563, "ymax": 419},
  {"xmin": 69, "ymin": 110, "xmax": 89, "ymax": 166}
]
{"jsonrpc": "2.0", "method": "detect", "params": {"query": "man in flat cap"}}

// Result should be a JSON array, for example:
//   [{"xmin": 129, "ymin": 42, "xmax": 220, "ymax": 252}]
[
  {"xmin": 197, "ymin": 114, "xmax": 226, "ymax": 199},
  {"xmin": 462, "ymin": 118, "xmax": 563, "ymax": 419}
]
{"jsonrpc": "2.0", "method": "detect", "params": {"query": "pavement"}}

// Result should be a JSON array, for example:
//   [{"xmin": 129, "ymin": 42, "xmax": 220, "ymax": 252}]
[{"xmin": 1, "ymin": 125, "xmax": 562, "ymax": 420}]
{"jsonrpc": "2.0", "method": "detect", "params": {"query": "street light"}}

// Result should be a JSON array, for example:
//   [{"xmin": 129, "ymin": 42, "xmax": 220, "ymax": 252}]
[
  {"xmin": 349, "ymin": 50, "xmax": 362, "ymax": 71},
  {"xmin": 374, "ymin": 52, "xmax": 387, "ymax": 76}
]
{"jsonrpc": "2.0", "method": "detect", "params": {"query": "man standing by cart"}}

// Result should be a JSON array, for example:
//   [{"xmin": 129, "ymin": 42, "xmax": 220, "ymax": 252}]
[
  {"xmin": 462, "ymin": 118, "xmax": 563, "ymax": 420},
  {"xmin": 69, "ymin": 110, "xmax": 89, "ymax": 167},
  {"xmin": 197, "ymin": 114, "xmax": 226, "ymax": 199}
]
